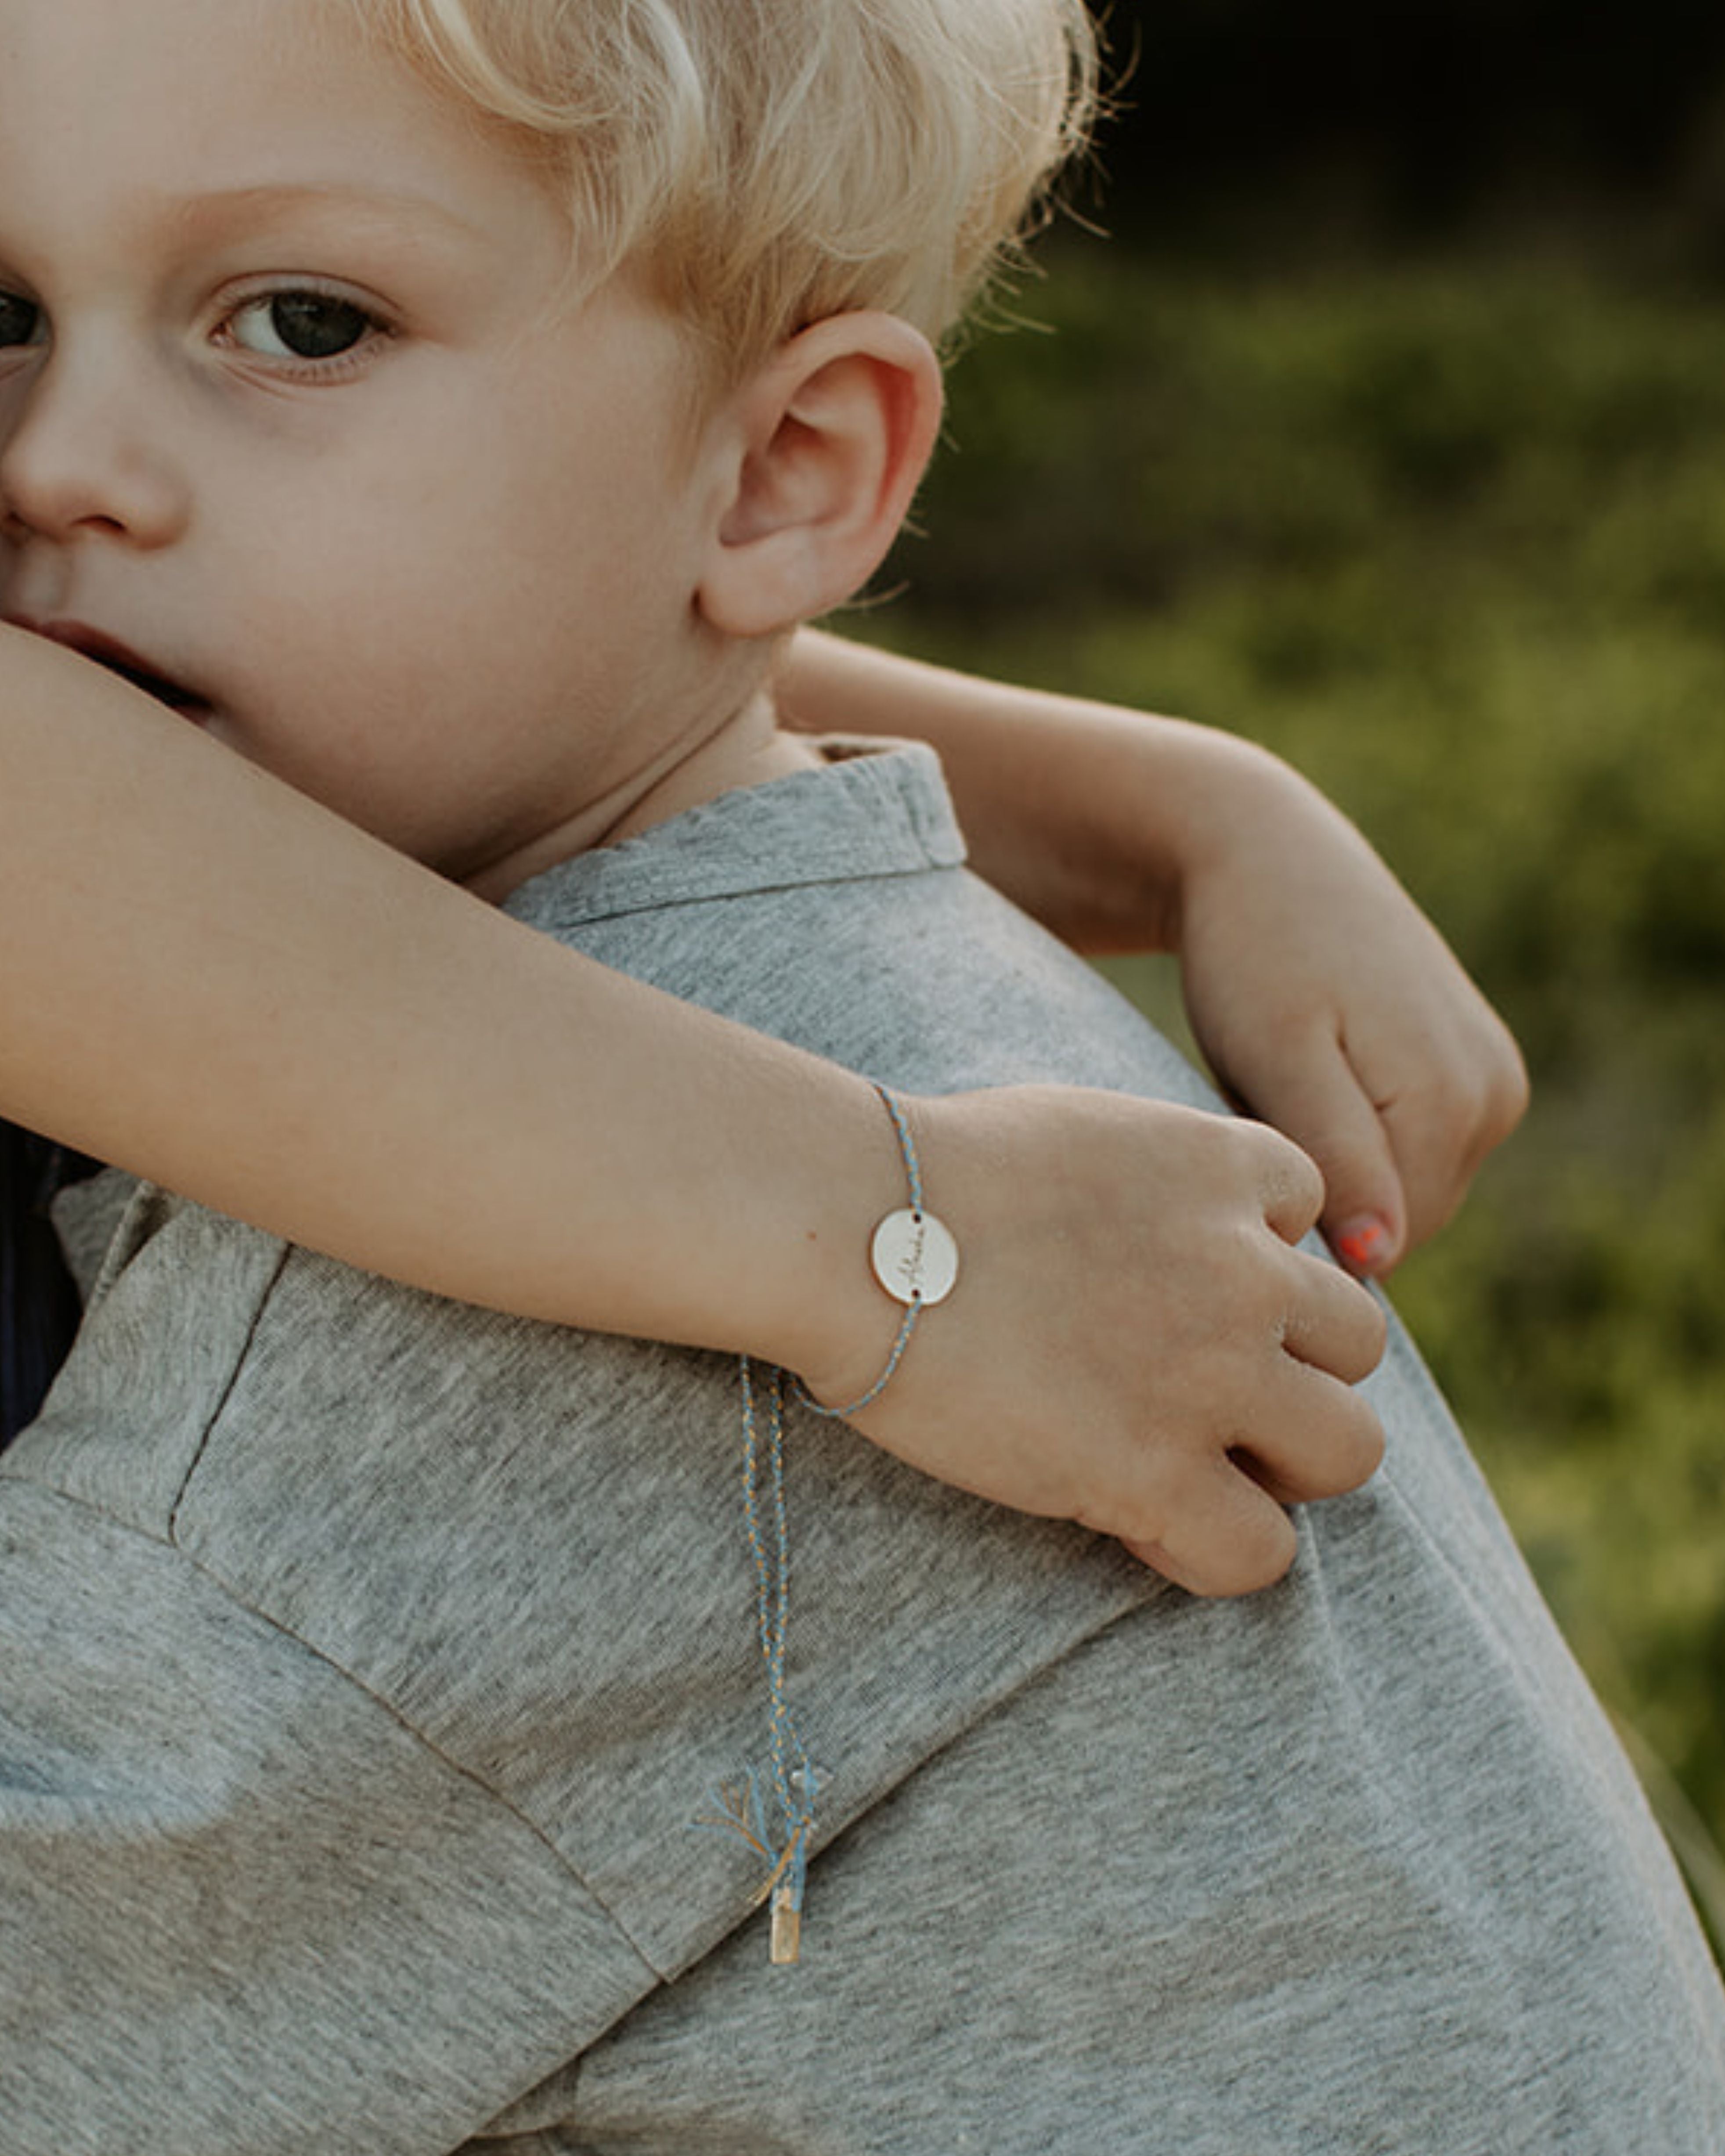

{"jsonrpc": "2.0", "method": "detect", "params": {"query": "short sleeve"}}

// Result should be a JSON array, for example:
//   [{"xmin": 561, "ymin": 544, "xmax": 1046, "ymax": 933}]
[{"xmin": 0, "ymin": 1479, "xmax": 653, "ymax": 2156}]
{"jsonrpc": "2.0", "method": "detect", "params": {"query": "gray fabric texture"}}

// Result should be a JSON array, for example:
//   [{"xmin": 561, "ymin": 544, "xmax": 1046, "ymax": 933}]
[{"xmin": 3, "ymin": 744, "xmax": 1722, "ymax": 2154}]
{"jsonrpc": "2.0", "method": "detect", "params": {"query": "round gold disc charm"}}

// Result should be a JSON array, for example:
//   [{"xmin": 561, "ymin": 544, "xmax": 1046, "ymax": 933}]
[{"xmin": 870, "ymin": 1208, "xmax": 960, "ymax": 1306}]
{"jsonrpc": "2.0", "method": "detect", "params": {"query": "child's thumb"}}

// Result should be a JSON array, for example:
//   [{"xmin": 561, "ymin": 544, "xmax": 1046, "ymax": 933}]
[
  {"xmin": 1239, "ymin": 1033, "xmax": 1407, "ymax": 1277},
  {"xmin": 1321, "ymin": 1127, "xmax": 1407, "ymax": 1277}
]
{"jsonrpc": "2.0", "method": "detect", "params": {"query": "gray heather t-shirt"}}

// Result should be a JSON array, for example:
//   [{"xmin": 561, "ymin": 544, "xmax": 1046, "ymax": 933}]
[{"xmin": 3, "ymin": 746, "xmax": 1722, "ymax": 2154}]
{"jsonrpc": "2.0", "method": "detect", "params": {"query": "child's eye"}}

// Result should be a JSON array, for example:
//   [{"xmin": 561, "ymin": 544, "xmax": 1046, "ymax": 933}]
[
  {"xmin": 0, "ymin": 292, "xmax": 44, "ymax": 349},
  {"xmin": 224, "ymin": 291, "xmax": 381, "ymax": 363}
]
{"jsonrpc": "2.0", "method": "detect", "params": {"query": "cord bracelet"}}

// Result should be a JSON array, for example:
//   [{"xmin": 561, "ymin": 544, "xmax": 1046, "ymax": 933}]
[
  {"xmin": 705, "ymin": 1083, "xmax": 961, "ymax": 1965},
  {"xmin": 795, "ymin": 1083, "xmax": 960, "ymax": 1420}
]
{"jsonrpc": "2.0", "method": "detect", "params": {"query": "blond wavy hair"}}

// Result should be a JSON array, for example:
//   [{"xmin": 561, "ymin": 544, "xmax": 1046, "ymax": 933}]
[{"xmin": 359, "ymin": 0, "xmax": 1098, "ymax": 368}]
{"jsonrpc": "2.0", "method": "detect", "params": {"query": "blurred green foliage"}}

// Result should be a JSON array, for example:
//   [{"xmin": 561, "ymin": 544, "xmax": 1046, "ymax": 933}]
[{"xmin": 868, "ymin": 239, "xmax": 1725, "ymax": 1857}]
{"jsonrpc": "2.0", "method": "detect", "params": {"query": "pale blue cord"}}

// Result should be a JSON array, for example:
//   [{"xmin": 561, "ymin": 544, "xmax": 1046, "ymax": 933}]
[
  {"xmin": 741, "ymin": 1359, "xmax": 814, "ymax": 1839},
  {"xmin": 736, "ymin": 1356, "xmax": 816, "ymax": 1934},
  {"xmin": 705, "ymin": 1084, "xmax": 933, "ymax": 1958}
]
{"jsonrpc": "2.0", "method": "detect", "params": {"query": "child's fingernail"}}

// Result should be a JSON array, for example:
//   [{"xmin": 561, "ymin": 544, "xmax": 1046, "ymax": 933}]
[{"xmin": 1335, "ymin": 1215, "xmax": 1394, "ymax": 1274}]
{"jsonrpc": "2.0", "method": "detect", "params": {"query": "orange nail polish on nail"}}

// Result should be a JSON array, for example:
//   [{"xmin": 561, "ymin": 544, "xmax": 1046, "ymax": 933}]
[{"xmin": 1336, "ymin": 1216, "xmax": 1393, "ymax": 1273}]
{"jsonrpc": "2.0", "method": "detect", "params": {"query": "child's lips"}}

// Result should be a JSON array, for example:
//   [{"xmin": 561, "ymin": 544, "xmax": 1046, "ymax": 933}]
[{"xmin": 16, "ymin": 618, "xmax": 212, "ymax": 721}]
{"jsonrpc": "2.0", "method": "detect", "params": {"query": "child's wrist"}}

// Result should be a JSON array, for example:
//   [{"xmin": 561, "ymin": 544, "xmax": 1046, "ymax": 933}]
[
  {"xmin": 761, "ymin": 1083, "xmax": 943, "ymax": 1408},
  {"xmin": 789, "ymin": 1086, "xmax": 959, "ymax": 1419}
]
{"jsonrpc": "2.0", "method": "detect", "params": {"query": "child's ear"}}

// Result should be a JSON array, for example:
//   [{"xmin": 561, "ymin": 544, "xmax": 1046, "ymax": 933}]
[{"xmin": 696, "ymin": 313, "xmax": 943, "ymax": 640}]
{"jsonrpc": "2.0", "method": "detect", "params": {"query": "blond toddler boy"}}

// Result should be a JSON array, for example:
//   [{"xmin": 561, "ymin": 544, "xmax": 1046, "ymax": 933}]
[{"xmin": 0, "ymin": 1, "xmax": 1722, "ymax": 2149}]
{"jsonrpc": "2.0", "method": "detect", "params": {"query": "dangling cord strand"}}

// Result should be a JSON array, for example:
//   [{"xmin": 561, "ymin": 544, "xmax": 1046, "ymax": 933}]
[
  {"xmin": 698, "ymin": 1085, "xmax": 960, "ymax": 1965},
  {"xmin": 739, "ymin": 1354, "xmax": 817, "ymax": 1963}
]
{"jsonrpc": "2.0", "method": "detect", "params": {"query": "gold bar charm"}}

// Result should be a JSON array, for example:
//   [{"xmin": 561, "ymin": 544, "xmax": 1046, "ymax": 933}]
[{"xmin": 770, "ymin": 1885, "xmax": 803, "ymax": 1966}]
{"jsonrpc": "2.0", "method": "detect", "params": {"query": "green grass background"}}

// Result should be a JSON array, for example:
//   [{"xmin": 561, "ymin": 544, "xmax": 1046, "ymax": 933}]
[{"xmin": 863, "ymin": 235, "xmax": 1725, "ymax": 1885}]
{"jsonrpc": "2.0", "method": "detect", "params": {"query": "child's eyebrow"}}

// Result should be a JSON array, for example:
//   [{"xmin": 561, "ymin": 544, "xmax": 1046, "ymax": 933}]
[{"xmin": 159, "ymin": 183, "xmax": 489, "ymax": 253}]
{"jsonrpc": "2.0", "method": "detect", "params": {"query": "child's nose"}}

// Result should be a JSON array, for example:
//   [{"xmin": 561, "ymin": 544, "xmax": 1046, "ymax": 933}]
[{"xmin": 0, "ymin": 346, "xmax": 189, "ymax": 551}]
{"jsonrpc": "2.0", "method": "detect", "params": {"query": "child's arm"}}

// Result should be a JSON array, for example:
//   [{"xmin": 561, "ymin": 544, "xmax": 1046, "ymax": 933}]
[
  {"xmin": 1, "ymin": 625, "xmax": 1382, "ymax": 1596},
  {"xmin": 779, "ymin": 631, "xmax": 1529, "ymax": 1276}
]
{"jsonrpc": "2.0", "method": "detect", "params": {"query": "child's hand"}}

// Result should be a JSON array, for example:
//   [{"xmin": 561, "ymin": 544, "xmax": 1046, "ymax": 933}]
[
  {"xmin": 776, "ymin": 642, "xmax": 1526, "ymax": 1273},
  {"xmin": 801, "ymin": 1086, "xmax": 1387, "ymax": 1597},
  {"xmin": 1169, "ymin": 743, "xmax": 1529, "ymax": 1279}
]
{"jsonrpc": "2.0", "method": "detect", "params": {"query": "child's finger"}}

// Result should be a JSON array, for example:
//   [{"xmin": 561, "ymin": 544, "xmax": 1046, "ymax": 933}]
[
  {"xmin": 1279, "ymin": 1247, "xmax": 1389, "ymax": 1386},
  {"xmin": 1234, "ymin": 1030, "xmax": 1411, "ymax": 1274},
  {"xmin": 1117, "ymin": 1309, "xmax": 1385, "ymax": 1594},
  {"xmin": 1373, "ymin": 1032, "xmax": 1530, "ymax": 1249},
  {"xmin": 1242, "ymin": 1118, "xmax": 1330, "ymax": 1247},
  {"xmin": 1233, "ymin": 1355, "xmax": 1386, "ymax": 1509},
  {"xmin": 1122, "ymin": 1459, "xmax": 1300, "ymax": 1598}
]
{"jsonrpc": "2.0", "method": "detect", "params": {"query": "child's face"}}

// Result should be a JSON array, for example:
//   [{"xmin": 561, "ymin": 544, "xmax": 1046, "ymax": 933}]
[{"xmin": 0, "ymin": 0, "xmax": 740, "ymax": 895}]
